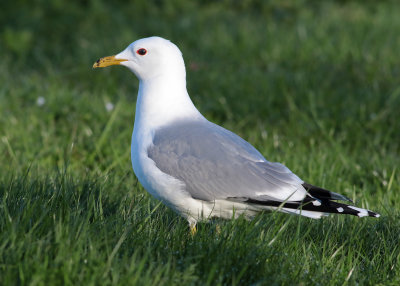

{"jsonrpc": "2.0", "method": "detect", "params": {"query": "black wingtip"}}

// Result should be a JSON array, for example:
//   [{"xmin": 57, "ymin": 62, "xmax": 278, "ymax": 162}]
[
  {"xmin": 302, "ymin": 182, "xmax": 353, "ymax": 203},
  {"xmin": 233, "ymin": 197, "xmax": 380, "ymax": 218}
]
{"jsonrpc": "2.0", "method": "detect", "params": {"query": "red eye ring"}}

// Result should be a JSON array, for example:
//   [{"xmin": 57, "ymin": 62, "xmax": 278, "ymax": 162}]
[{"xmin": 136, "ymin": 48, "xmax": 147, "ymax": 56}]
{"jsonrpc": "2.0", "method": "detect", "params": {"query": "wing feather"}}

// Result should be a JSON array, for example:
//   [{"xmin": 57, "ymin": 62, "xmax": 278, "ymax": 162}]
[{"xmin": 147, "ymin": 121, "xmax": 307, "ymax": 202}]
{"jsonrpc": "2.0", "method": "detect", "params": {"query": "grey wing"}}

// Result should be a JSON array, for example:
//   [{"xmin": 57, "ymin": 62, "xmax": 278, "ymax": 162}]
[{"xmin": 147, "ymin": 120, "xmax": 306, "ymax": 202}]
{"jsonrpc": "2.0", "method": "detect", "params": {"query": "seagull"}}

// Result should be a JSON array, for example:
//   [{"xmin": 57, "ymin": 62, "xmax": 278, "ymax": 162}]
[{"xmin": 93, "ymin": 36, "xmax": 379, "ymax": 234}]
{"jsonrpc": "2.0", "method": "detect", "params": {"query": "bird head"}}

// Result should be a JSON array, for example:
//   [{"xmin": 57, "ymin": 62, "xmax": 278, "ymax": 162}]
[{"xmin": 93, "ymin": 36, "xmax": 186, "ymax": 81}]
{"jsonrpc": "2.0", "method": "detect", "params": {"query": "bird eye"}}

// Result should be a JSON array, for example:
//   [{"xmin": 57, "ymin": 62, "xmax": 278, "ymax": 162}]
[{"xmin": 136, "ymin": 48, "xmax": 147, "ymax": 56}]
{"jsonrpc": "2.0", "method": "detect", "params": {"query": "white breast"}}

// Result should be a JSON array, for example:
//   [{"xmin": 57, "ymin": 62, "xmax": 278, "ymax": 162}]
[{"xmin": 130, "ymin": 126, "xmax": 203, "ymax": 219}]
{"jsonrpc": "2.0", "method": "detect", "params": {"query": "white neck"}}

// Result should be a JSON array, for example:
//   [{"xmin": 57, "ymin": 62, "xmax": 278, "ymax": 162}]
[{"xmin": 133, "ymin": 75, "xmax": 203, "ymax": 132}]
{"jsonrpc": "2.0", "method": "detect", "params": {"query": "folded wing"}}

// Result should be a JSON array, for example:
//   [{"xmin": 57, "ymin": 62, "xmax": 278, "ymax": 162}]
[{"xmin": 147, "ymin": 120, "xmax": 307, "ymax": 202}]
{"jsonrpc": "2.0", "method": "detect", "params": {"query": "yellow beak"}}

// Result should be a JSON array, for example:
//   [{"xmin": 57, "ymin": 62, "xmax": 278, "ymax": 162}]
[{"xmin": 92, "ymin": 55, "xmax": 128, "ymax": 68}]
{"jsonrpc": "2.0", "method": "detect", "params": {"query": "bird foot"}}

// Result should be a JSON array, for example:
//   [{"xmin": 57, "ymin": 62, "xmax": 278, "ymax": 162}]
[{"xmin": 190, "ymin": 223, "xmax": 197, "ymax": 235}]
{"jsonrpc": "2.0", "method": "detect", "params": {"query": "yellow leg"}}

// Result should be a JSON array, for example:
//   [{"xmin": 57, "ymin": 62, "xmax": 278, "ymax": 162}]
[
  {"xmin": 215, "ymin": 224, "xmax": 221, "ymax": 234},
  {"xmin": 190, "ymin": 223, "xmax": 197, "ymax": 235}
]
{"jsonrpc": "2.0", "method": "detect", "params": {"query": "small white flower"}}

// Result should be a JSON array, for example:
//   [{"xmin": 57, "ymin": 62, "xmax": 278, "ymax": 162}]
[
  {"xmin": 37, "ymin": 96, "xmax": 45, "ymax": 106},
  {"xmin": 105, "ymin": 102, "xmax": 114, "ymax": 112},
  {"xmin": 84, "ymin": 127, "xmax": 93, "ymax": 137}
]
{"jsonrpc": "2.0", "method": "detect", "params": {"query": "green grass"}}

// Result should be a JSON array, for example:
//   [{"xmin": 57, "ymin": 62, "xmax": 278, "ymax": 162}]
[{"xmin": 1, "ymin": 0, "xmax": 399, "ymax": 285}]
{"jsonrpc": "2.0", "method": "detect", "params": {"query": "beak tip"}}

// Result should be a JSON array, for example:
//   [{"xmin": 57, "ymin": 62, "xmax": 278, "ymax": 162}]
[
  {"xmin": 91, "ymin": 55, "xmax": 126, "ymax": 69},
  {"xmin": 92, "ymin": 59, "xmax": 101, "ymax": 69}
]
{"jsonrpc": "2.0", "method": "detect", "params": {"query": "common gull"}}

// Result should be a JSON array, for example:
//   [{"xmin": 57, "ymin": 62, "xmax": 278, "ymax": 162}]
[{"xmin": 93, "ymin": 36, "xmax": 379, "ymax": 234}]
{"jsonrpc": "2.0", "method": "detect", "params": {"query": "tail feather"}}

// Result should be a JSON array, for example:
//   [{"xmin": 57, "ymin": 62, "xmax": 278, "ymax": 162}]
[{"xmin": 228, "ymin": 184, "xmax": 380, "ymax": 218}]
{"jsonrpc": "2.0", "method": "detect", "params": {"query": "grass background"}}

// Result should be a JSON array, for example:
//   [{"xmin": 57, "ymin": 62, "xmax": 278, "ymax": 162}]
[{"xmin": 1, "ymin": 0, "xmax": 399, "ymax": 285}]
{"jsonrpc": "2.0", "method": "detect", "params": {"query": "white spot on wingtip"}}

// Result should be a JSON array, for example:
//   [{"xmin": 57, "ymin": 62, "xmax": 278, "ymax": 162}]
[
  {"xmin": 375, "ymin": 214, "xmax": 380, "ymax": 218},
  {"xmin": 312, "ymin": 200, "xmax": 321, "ymax": 206},
  {"xmin": 348, "ymin": 206, "xmax": 369, "ymax": 217},
  {"xmin": 337, "ymin": 207, "xmax": 344, "ymax": 213}
]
